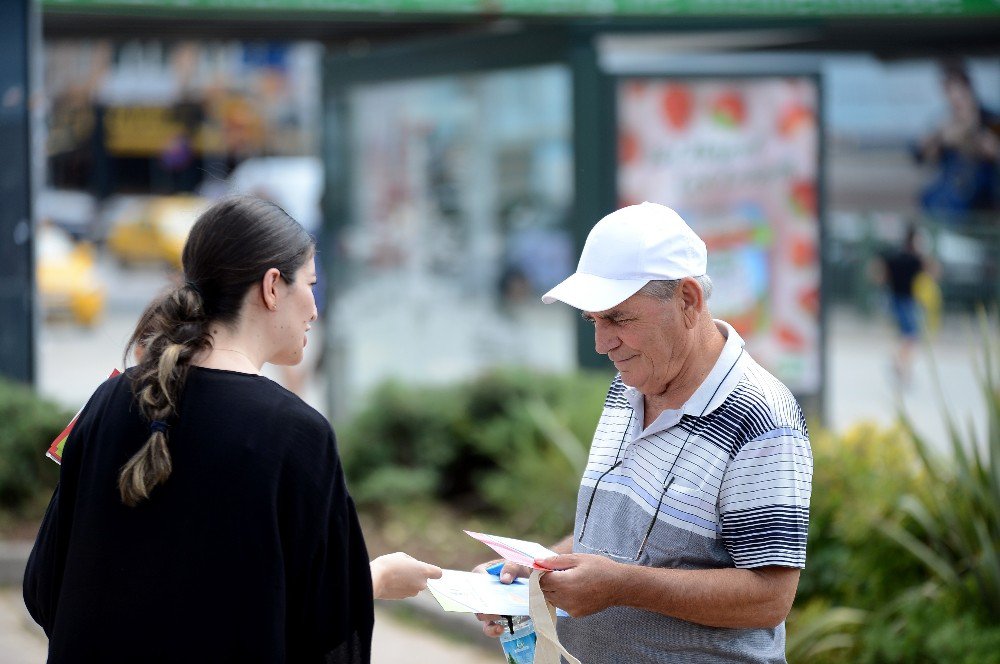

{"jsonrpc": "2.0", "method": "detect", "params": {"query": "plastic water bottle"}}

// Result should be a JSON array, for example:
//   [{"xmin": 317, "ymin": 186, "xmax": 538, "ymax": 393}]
[{"xmin": 498, "ymin": 615, "xmax": 536, "ymax": 664}]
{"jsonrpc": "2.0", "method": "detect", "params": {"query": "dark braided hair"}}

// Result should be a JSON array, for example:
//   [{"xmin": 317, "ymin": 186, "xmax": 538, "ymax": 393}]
[{"xmin": 119, "ymin": 196, "xmax": 314, "ymax": 506}]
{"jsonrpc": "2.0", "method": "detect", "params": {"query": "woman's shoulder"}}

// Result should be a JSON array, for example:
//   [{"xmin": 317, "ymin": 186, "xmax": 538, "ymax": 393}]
[
  {"xmin": 186, "ymin": 366, "xmax": 332, "ymax": 435},
  {"xmin": 263, "ymin": 378, "xmax": 331, "ymax": 435}
]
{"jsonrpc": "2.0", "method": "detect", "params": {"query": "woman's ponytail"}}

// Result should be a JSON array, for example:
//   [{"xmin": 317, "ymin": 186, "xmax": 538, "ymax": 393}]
[{"xmin": 119, "ymin": 283, "xmax": 210, "ymax": 506}]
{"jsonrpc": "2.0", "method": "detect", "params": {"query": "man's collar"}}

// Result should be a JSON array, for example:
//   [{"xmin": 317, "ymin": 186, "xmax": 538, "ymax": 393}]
[
  {"xmin": 624, "ymin": 320, "xmax": 747, "ymax": 437},
  {"xmin": 679, "ymin": 320, "xmax": 746, "ymax": 417}
]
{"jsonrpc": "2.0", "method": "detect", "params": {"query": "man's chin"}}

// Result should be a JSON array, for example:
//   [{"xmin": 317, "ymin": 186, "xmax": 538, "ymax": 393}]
[{"xmin": 617, "ymin": 371, "xmax": 638, "ymax": 386}]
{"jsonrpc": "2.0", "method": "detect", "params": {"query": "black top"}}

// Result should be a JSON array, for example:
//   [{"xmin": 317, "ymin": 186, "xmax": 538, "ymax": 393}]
[
  {"xmin": 882, "ymin": 249, "xmax": 924, "ymax": 298},
  {"xmin": 24, "ymin": 367, "xmax": 374, "ymax": 663}
]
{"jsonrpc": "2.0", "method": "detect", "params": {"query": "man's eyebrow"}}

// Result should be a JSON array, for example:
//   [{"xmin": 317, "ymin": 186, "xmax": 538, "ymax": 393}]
[{"xmin": 582, "ymin": 309, "xmax": 623, "ymax": 321}]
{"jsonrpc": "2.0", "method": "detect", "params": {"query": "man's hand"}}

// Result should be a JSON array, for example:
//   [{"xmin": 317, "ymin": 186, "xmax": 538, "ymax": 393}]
[
  {"xmin": 535, "ymin": 553, "xmax": 625, "ymax": 618},
  {"xmin": 472, "ymin": 559, "xmax": 532, "ymax": 584},
  {"xmin": 472, "ymin": 559, "xmax": 532, "ymax": 637},
  {"xmin": 370, "ymin": 552, "xmax": 443, "ymax": 600}
]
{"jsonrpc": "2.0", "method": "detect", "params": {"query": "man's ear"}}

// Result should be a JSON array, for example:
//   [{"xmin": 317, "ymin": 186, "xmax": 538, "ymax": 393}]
[
  {"xmin": 260, "ymin": 268, "xmax": 282, "ymax": 311},
  {"xmin": 678, "ymin": 277, "xmax": 703, "ymax": 327}
]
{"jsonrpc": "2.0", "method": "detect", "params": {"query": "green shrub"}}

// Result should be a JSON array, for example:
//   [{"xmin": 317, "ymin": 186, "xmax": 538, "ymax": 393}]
[
  {"xmin": 799, "ymin": 422, "xmax": 925, "ymax": 608},
  {"xmin": 873, "ymin": 313, "xmax": 1000, "ymax": 634},
  {"xmin": 340, "ymin": 368, "xmax": 611, "ymax": 542},
  {"xmin": 857, "ymin": 588, "xmax": 1000, "ymax": 664},
  {"xmin": 0, "ymin": 377, "xmax": 71, "ymax": 513},
  {"xmin": 791, "ymin": 314, "xmax": 1000, "ymax": 662},
  {"xmin": 786, "ymin": 599, "xmax": 866, "ymax": 664}
]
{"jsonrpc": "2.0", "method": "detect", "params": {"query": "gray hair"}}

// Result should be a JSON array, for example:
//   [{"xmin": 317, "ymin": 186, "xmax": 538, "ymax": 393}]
[{"xmin": 638, "ymin": 275, "xmax": 713, "ymax": 302}]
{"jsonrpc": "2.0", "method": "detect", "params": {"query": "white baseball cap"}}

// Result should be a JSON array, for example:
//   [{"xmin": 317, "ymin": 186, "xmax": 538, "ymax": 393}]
[{"xmin": 541, "ymin": 201, "xmax": 707, "ymax": 312}]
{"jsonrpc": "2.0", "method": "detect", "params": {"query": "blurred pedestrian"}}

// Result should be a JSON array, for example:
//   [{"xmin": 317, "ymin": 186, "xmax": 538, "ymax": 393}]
[
  {"xmin": 915, "ymin": 62, "xmax": 1000, "ymax": 223},
  {"xmin": 477, "ymin": 202, "xmax": 813, "ymax": 663},
  {"xmin": 872, "ymin": 224, "xmax": 938, "ymax": 385},
  {"xmin": 24, "ymin": 196, "xmax": 440, "ymax": 663}
]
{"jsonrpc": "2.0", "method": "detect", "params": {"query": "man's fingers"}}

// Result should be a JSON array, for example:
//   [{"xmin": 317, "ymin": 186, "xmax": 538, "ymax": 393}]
[
  {"xmin": 424, "ymin": 563, "xmax": 443, "ymax": 579},
  {"xmin": 535, "ymin": 554, "xmax": 577, "ymax": 571},
  {"xmin": 500, "ymin": 562, "xmax": 530, "ymax": 584}
]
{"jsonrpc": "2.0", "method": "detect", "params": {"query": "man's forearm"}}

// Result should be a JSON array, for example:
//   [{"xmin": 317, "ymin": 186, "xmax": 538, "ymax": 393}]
[{"xmin": 617, "ymin": 565, "xmax": 799, "ymax": 629}]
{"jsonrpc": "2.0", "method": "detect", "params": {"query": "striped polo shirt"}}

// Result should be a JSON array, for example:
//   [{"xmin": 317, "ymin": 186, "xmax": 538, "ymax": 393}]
[{"xmin": 558, "ymin": 321, "xmax": 812, "ymax": 664}]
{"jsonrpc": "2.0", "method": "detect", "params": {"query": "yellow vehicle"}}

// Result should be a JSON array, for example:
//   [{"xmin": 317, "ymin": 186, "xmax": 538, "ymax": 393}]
[
  {"xmin": 36, "ymin": 224, "xmax": 105, "ymax": 327},
  {"xmin": 106, "ymin": 195, "xmax": 211, "ymax": 269}
]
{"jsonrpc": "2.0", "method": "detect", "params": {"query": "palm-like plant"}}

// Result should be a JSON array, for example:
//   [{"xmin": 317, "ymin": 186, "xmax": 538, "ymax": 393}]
[{"xmin": 883, "ymin": 313, "xmax": 1000, "ymax": 621}]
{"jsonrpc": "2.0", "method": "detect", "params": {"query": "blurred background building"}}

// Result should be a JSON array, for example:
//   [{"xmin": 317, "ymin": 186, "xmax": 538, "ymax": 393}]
[{"xmin": 3, "ymin": 0, "xmax": 999, "ymax": 424}]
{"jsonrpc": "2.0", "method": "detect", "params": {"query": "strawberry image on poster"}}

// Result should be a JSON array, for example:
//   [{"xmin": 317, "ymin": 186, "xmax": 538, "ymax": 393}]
[
  {"xmin": 660, "ymin": 84, "xmax": 693, "ymax": 131},
  {"xmin": 797, "ymin": 287, "xmax": 820, "ymax": 317},
  {"xmin": 710, "ymin": 90, "xmax": 746, "ymax": 129},
  {"xmin": 789, "ymin": 180, "xmax": 817, "ymax": 217},
  {"xmin": 619, "ymin": 130, "xmax": 640, "ymax": 165},
  {"xmin": 789, "ymin": 236, "xmax": 817, "ymax": 268},
  {"xmin": 775, "ymin": 323, "xmax": 806, "ymax": 351},
  {"xmin": 778, "ymin": 103, "xmax": 814, "ymax": 137}
]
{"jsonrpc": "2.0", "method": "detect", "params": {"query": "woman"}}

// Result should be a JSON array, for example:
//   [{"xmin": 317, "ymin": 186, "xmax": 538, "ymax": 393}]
[{"xmin": 24, "ymin": 196, "xmax": 440, "ymax": 663}]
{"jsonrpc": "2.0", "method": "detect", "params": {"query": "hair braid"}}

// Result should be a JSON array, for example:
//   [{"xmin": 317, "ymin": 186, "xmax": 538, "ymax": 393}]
[{"xmin": 119, "ymin": 284, "xmax": 210, "ymax": 506}]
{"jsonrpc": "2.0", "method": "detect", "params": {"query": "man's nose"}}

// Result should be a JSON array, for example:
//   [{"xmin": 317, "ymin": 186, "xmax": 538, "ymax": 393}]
[{"xmin": 593, "ymin": 320, "xmax": 620, "ymax": 355}]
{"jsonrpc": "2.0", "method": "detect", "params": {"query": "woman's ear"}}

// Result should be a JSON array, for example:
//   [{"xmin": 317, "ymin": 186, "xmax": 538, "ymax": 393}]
[{"xmin": 260, "ymin": 268, "xmax": 282, "ymax": 311}]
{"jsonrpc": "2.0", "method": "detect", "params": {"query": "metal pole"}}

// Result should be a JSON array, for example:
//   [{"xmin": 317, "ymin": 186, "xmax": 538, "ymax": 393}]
[{"xmin": 0, "ymin": 0, "xmax": 36, "ymax": 385}]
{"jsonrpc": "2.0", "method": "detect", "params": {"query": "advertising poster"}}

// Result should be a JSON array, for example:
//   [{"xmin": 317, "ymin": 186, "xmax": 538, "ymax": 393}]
[{"xmin": 617, "ymin": 76, "xmax": 821, "ymax": 395}]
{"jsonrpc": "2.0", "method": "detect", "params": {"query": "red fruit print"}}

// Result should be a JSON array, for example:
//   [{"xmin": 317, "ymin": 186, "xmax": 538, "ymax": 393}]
[
  {"xmin": 661, "ymin": 85, "xmax": 693, "ymax": 131},
  {"xmin": 728, "ymin": 312, "xmax": 756, "ymax": 337},
  {"xmin": 790, "ymin": 180, "xmax": 817, "ymax": 217},
  {"xmin": 797, "ymin": 288, "xmax": 820, "ymax": 316},
  {"xmin": 789, "ymin": 236, "xmax": 816, "ymax": 267},
  {"xmin": 619, "ymin": 131, "xmax": 640, "ymax": 165},
  {"xmin": 776, "ymin": 324, "xmax": 806, "ymax": 350},
  {"xmin": 711, "ymin": 91, "xmax": 746, "ymax": 128},
  {"xmin": 778, "ymin": 104, "xmax": 813, "ymax": 136}
]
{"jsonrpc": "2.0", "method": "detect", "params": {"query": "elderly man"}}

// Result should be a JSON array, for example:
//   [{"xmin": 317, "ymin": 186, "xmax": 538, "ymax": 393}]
[{"xmin": 480, "ymin": 202, "xmax": 813, "ymax": 663}]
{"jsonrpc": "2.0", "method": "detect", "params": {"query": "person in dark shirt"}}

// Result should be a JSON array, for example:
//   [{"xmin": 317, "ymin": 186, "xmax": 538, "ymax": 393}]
[
  {"xmin": 875, "ymin": 225, "xmax": 934, "ymax": 384},
  {"xmin": 24, "ymin": 196, "xmax": 440, "ymax": 663},
  {"xmin": 915, "ymin": 63, "xmax": 999, "ymax": 223}
]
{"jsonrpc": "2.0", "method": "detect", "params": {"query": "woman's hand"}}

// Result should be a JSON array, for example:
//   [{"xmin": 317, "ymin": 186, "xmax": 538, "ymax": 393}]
[{"xmin": 370, "ymin": 552, "xmax": 443, "ymax": 600}]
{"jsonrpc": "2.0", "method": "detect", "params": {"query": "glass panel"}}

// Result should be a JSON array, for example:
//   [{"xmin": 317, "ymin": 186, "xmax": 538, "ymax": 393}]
[{"xmin": 336, "ymin": 64, "xmax": 575, "ymax": 405}]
